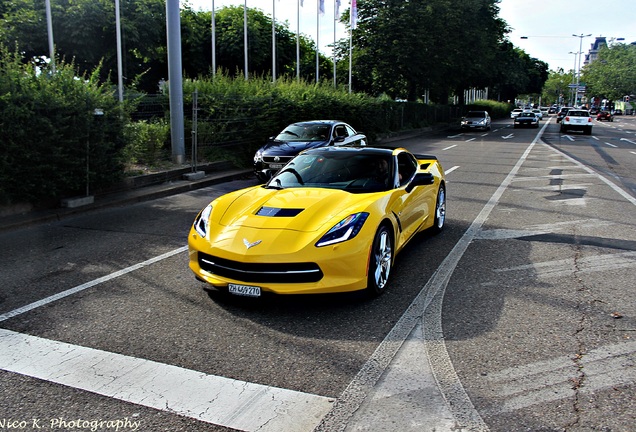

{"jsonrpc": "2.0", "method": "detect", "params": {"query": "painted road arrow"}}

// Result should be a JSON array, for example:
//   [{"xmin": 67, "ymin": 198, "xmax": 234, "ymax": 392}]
[{"xmin": 502, "ymin": 134, "xmax": 514, "ymax": 139}]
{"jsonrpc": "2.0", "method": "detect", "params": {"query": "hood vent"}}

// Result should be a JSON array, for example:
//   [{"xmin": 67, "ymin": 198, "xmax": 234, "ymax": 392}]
[{"xmin": 257, "ymin": 206, "xmax": 304, "ymax": 217}]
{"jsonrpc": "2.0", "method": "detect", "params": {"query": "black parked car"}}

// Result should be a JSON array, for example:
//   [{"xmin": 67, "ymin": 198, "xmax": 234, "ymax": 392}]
[{"xmin": 253, "ymin": 120, "xmax": 367, "ymax": 182}]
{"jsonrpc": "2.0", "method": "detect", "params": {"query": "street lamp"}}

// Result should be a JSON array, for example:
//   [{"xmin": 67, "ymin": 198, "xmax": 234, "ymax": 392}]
[
  {"xmin": 568, "ymin": 51, "xmax": 583, "ymax": 106},
  {"xmin": 572, "ymin": 33, "xmax": 592, "ymax": 87},
  {"xmin": 572, "ymin": 34, "xmax": 591, "ymax": 106}
]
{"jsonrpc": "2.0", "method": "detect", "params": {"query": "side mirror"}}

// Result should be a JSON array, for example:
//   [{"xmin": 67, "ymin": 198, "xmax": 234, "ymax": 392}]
[
  {"xmin": 405, "ymin": 172, "xmax": 434, "ymax": 193},
  {"xmin": 333, "ymin": 136, "xmax": 346, "ymax": 144}
]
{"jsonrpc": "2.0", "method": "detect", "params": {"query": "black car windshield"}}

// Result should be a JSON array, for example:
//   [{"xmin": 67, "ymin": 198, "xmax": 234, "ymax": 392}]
[
  {"xmin": 275, "ymin": 124, "xmax": 331, "ymax": 142},
  {"xmin": 518, "ymin": 113, "xmax": 535, "ymax": 118},
  {"xmin": 567, "ymin": 111, "xmax": 588, "ymax": 117},
  {"xmin": 266, "ymin": 152, "xmax": 393, "ymax": 193}
]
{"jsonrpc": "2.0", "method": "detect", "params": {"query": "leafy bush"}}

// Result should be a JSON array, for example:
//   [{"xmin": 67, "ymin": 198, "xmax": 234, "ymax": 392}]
[
  {"xmin": 123, "ymin": 119, "xmax": 170, "ymax": 166},
  {"xmin": 0, "ymin": 46, "xmax": 128, "ymax": 206}
]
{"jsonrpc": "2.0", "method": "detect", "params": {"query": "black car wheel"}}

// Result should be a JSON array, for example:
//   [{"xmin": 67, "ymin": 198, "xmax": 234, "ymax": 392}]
[
  {"xmin": 431, "ymin": 184, "xmax": 446, "ymax": 234},
  {"xmin": 366, "ymin": 225, "xmax": 393, "ymax": 296}
]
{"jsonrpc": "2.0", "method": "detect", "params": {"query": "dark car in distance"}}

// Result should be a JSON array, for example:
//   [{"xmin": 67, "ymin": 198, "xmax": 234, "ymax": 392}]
[
  {"xmin": 514, "ymin": 112, "xmax": 540, "ymax": 128},
  {"xmin": 597, "ymin": 111, "xmax": 614, "ymax": 122},
  {"xmin": 253, "ymin": 120, "xmax": 367, "ymax": 182}
]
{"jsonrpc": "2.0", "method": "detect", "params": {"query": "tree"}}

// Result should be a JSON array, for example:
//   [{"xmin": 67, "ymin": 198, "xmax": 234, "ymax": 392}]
[
  {"xmin": 583, "ymin": 43, "xmax": 636, "ymax": 102},
  {"xmin": 541, "ymin": 69, "xmax": 575, "ymax": 105},
  {"xmin": 343, "ymin": 0, "xmax": 507, "ymax": 103}
]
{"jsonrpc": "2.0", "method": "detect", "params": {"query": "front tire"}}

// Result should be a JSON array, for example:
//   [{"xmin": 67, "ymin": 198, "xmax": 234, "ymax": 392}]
[
  {"xmin": 366, "ymin": 225, "xmax": 393, "ymax": 296},
  {"xmin": 431, "ymin": 184, "xmax": 446, "ymax": 234}
]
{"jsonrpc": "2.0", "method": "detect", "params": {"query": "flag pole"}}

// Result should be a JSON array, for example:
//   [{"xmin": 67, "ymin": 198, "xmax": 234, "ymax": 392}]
[
  {"xmin": 297, "ymin": 0, "xmax": 301, "ymax": 80},
  {"xmin": 211, "ymin": 0, "xmax": 216, "ymax": 77},
  {"xmin": 348, "ymin": 0, "xmax": 356, "ymax": 93},
  {"xmin": 244, "ymin": 0, "xmax": 248, "ymax": 80},
  {"xmin": 333, "ymin": 0, "xmax": 337, "ymax": 87},
  {"xmin": 45, "ymin": 0, "xmax": 55, "ymax": 73},
  {"xmin": 272, "ymin": 0, "xmax": 276, "ymax": 82},
  {"xmin": 316, "ymin": 0, "xmax": 320, "ymax": 82}
]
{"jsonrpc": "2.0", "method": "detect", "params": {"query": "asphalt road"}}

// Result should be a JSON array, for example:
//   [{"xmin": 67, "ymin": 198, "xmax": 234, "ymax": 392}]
[{"xmin": 0, "ymin": 114, "xmax": 634, "ymax": 432}]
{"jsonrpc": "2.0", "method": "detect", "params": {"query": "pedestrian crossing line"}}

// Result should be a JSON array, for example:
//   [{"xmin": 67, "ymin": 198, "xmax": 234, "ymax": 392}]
[{"xmin": 0, "ymin": 329, "xmax": 333, "ymax": 432}]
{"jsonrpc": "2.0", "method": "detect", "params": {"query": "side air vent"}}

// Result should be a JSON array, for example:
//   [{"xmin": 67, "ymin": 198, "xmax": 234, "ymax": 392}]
[{"xmin": 257, "ymin": 206, "xmax": 304, "ymax": 217}]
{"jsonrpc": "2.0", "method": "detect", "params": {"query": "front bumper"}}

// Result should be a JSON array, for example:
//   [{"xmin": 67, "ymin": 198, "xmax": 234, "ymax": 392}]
[{"xmin": 188, "ymin": 227, "xmax": 372, "ymax": 295}]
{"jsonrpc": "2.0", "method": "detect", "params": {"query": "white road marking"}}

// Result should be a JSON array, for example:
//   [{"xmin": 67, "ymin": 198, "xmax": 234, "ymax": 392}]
[
  {"xmin": 620, "ymin": 138, "xmax": 636, "ymax": 145},
  {"xmin": 493, "ymin": 251, "xmax": 636, "ymax": 279},
  {"xmin": 444, "ymin": 166, "xmax": 459, "ymax": 175},
  {"xmin": 511, "ymin": 173, "xmax": 597, "ymax": 182},
  {"xmin": 547, "ymin": 143, "xmax": 636, "ymax": 207},
  {"xmin": 484, "ymin": 340, "xmax": 636, "ymax": 415},
  {"xmin": 442, "ymin": 144, "xmax": 458, "ymax": 150},
  {"xmin": 0, "ymin": 246, "xmax": 188, "ymax": 323},
  {"xmin": 477, "ymin": 218, "xmax": 615, "ymax": 240},
  {"xmin": 502, "ymin": 134, "xmax": 514, "ymax": 139},
  {"xmin": 604, "ymin": 142, "xmax": 617, "ymax": 147},
  {"xmin": 0, "ymin": 329, "xmax": 333, "ymax": 432},
  {"xmin": 317, "ymin": 118, "xmax": 557, "ymax": 432},
  {"xmin": 466, "ymin": 138, "xmax": 476, "ymax": 142},
  {"xmin": 562, "ymin": 135, "xmax": 575, "ymax": 141}
]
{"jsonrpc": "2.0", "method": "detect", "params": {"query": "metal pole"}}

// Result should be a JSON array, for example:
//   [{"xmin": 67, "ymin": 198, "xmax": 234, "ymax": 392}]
[
  {"xmin": 211, "ymin": 0, "xmax": 216, "ymax": 76},
  {"xmin": 45, "ymin": 0, "xmax": 55, "ymax": 73},
  {"xmin": 569, "ymin": 51, "xmax": 578, "ymax": 106},
  {"xmin": 296, "ymin": 0, "xmax": 300, "ymax": 80},
  {"xmin": 166, "ymin": 0, "xmax": 185, "ymax": 164},
  {"xmin": 333, "ymin": 1, "xmax": 338, "ymax": 87},
  {"xmin": 315, "ymin": 0, "xmax": 319, "ymax": 82},
  {"xmin": 272, "ymin": 0, "xmax": 276, "ymax": 82},
  {"xmin": 115, "ymin": 0, "xmax": 124, "ymax": 102},
  {"xmin": 244, "ymin": 0, "xmax": 248, "ymax": 80},
  {"xmin": 573, "ymin": 33, "xmax": 591, "ymax": 106}
]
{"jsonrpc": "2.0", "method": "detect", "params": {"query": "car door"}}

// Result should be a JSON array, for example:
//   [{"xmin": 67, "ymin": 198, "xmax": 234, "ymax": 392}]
[{"xmin": 390, "ymin": 152, "xmax": 435, "ymax": 250}]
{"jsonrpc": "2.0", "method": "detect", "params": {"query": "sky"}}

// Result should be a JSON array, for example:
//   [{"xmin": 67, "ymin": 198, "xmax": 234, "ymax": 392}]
[{"xmin": 182, "ymin": 0, "xmax": 634, "ymax": 72}]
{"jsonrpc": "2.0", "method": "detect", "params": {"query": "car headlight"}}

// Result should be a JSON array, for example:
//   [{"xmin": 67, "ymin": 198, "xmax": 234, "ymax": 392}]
[
  {"xmin": 193, "ymin": 204, "xmax": 213, "ymax": 238},
  {"xmin": 254, "ymin": 150, "xmax": 263, "ymax": 163},
  {"xmin": 316, "ymin": 212, "xmax": 369, "ymax": 247}
]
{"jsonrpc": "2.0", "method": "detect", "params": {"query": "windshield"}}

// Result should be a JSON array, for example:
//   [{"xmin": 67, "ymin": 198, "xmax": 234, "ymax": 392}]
[
  {"xmin": 274, "ymin": 124, "xmax": 331, "ymax": 142},
  {"xmin": 266, "ymin": 152, "xmax": 394, "ymax": 193}
]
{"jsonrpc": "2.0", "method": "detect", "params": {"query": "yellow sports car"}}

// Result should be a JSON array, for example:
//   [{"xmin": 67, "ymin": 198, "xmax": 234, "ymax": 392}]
[{"xmin": 188, "ymin": 146, "xmax": 445, "ymax": 297}]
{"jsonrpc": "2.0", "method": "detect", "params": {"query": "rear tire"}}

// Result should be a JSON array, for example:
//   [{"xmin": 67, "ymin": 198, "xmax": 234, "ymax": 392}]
[{"xmin": 366, "ymin": 225, "xmax": 393, "ymax": 296}]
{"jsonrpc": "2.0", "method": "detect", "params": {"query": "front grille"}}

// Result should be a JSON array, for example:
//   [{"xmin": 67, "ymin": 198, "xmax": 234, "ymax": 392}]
[
  {"xmin": 198, "ymin": 252, "xmax": 323, "ymax": 283},
  {"xmin": 263, "ymin": 156, "xmax": 294, "ymax": 164}
]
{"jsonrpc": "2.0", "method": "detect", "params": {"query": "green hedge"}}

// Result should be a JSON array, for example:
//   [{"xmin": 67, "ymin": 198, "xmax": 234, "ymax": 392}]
[
  {"xmin": 0, "ymin": 47, "xmax": 127, "ymax": 206},
  {"xmin": 2, "ymin": 55, "xmax": 508, "ymax": 206}
]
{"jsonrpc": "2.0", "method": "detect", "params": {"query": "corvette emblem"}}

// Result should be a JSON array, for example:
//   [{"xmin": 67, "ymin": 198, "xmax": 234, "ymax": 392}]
[{"xmin": 243, "ymin": 239, "xmax": 262, "ymax": 249}]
